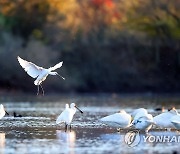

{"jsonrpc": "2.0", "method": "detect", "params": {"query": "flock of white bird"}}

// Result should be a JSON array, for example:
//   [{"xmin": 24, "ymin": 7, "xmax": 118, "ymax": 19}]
[
  {"xmin": 0, "ymin": 102, "xmax": 180, "ymax": 132},
  {"xmin": 0, "ymin": 56, "xmax": 180, "ymax": 132},
  {"xmin": 100, "ymin": 107, "xmax": 180, "ymax": 132}
]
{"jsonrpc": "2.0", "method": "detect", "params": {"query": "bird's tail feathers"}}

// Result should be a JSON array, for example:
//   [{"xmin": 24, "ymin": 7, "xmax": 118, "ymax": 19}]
[{"xmin": 34, "ymin": 80, "xmax": 39, "ymax": 85}]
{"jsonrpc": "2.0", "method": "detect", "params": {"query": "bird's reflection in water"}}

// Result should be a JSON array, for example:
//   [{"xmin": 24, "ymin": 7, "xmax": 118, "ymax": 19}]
[
  {"xmin": 56, "ymin": 130, "xmax": 76, "ymax": 154},
  {"xmin": 0, "ymin": 133, "xmax": 5, "ymax": 154}
]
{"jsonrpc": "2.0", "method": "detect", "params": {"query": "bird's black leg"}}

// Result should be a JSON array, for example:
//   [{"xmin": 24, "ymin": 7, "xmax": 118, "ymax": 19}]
[
  {"xmin": 40, "ymin": 84, "xmax": 44, "ymax": 96},
  {"xmin": 70, "ymin": 124, "xmax": 72, "ymax": 132},
  {"xmin": 37, "ymin": 85, "xmax": 40, "ymax": 95},
  {"xmin": 65, "ymin": 123, "xmax": 68, "ymax": 132}
]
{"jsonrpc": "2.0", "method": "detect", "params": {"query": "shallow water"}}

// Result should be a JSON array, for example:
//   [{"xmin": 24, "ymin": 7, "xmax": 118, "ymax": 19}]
[{"xmin": 0, "ymin": 97, "xmax": 180, "ymax": 154}]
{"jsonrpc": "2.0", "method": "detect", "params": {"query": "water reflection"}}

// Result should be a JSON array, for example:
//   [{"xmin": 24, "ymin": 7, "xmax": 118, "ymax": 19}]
[
  {"xmin": 56, "ymin": 130, "xmax": 76, "ymax": 154},
  {"xmin": 100, "ymin": 131, "xmax": 180, "ymax": 150},
  {"xmin": 100, "ymin": 133, "xmax": 122, "ymax": 140},
  {"xmin": 1, "ymin": 100, "xmax": 180, "ymax": 153},
  {"xmin": 0, "ymin": 133, "xmax": 5, "ymax": 154}
]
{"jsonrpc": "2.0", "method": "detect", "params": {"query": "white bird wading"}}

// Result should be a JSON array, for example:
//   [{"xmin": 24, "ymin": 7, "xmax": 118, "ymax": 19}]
[
  {"xmin": 153, "ymin": 108, "xmax": 179, "ymax": 129},
  {"xmin": 17, "ymin": 56, "xmax": 65, "ymax": 95},
  {"xmin": 100, "ymin": 110, "xmax": 132, "ymax": 128},
  {"xmin": 132, "ymin": 108, "xmax": 154, "ymax": 133},
  {"xmin": 56, "ymin": 103, "xmax": 83, "ymax": 131}
]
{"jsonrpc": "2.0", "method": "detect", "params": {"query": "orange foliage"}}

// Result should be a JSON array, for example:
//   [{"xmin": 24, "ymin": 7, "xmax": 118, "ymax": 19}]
[
  {"xmin": 90, "ymin": 0, "xmax": 120, "ymax": 24},
  {"xmin": 92, "ymin": 0, "xmax": 114, "ymax": 8}
]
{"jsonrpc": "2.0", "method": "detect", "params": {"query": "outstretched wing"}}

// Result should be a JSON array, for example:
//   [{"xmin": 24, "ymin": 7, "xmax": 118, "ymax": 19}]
[
  {"xmin": 17, "ymin": 56, "xmax": 43, "ymax": 78},
  {"xmin": 48, "ymin": 61, "xmax": 63, "ymax": 71}
]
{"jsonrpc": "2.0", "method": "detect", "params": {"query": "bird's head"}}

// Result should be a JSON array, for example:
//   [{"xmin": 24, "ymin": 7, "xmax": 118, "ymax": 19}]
[
  {"xmin": 0, "ymin": 104, "xmax": 9, "ymax": 115},
  {"xmin": 50, "ymin": 72, "xmax": 58, "ymax": 75},
  {"xmin": 50, "ymin": 72, "xmax": 65, "ymax": 80},
  {"xmin": 118, "ymin": 110, "xmax": 126, "ymax": 114},
  {"xmin": 70, "ymin": 103, "xmax": 75, "ymax": 108},
  {"xmin": 70, "ymin": 103, "xmax": 83, "ymax": 114},
  {"xmin": 0, "ymin": 104, "xmax": 3, "ymax": 110},
  {"xmin": 65, "ymin": 104, "xmax": 69, "ymax": 109}
]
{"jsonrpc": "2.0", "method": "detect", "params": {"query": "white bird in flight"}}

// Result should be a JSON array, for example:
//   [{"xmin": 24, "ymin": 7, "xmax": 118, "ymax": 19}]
[
  {"xmin": 17, "ymin": 56, "xmax": 65, "ymax": 95},
  {"xmin": 0, "ymin": 104, "xmax": 9, "ymax": 119},
  {"xmin": 56, "ymin": 103, "xmax": 83, "ymax": 131}
]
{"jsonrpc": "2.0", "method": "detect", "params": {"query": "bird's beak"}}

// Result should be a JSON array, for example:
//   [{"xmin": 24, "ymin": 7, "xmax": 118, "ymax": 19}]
[
  {"xmin": 57, "ymin": 73, "xmax": 65, "ymax": 80},
  {"xmin": 5, "ymin": 110, "xmax": 9, "ymax": 115},
  {"xmin": 131, "ymin": 120, "xmax": 135, "ymax": 125},
  {"xmin": 128, "ymin": 123, "xmax": 133, "ymax": 127},
  {"xmin": 75, "ymin": 105, "xmax": 83, "ymax": 114}
]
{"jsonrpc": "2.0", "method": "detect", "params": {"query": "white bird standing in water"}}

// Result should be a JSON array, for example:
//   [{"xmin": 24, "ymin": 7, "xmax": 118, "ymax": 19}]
[
  {"xmin": 0, "ymin": 104, "xmax": 9, "ymax": 119},
  {"xmin": 100, "ymin": 110, "xmax": 132, "ymax": 128},
  {"xmin": 17, "ymin": 56, "xmax": 65, "ymax": 95},
  {"xmin": 56, "ymin": 103, "xmax": 83, "ymax": 131},
  {"xmin": 131, "ymin": 108, "xmax": 154, "ymax": 133},
  {"xmin": 132, "ymin": 113, "xmax": 154, "ymax": 133},
  {"xmin": 153, "ymin": 107, "xmax": 178, "ymax": 129}
]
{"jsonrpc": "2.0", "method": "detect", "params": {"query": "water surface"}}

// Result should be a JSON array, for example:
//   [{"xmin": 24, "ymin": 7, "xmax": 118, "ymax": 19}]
[{"xmin": 0, "ymin": 95, "xmax": 180, "ymax": 154}]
